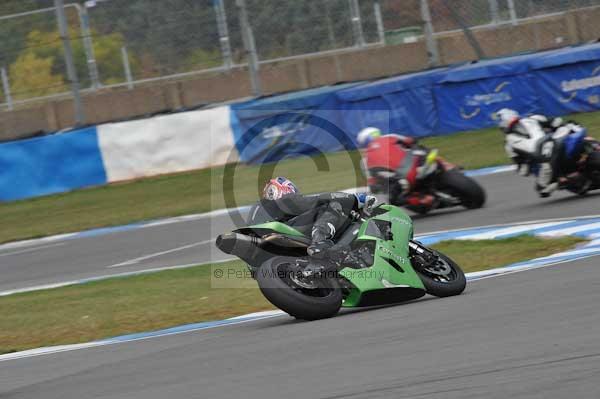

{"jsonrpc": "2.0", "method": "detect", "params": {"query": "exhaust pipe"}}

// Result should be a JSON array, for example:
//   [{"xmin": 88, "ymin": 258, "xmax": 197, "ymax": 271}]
[{"xmin": 216, "ymin": 233, "xmax": 263, "ymax": 257}]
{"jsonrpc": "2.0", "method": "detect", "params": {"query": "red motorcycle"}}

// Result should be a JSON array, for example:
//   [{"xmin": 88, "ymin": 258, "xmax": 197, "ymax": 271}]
[{"xmin": 365, "ymin": 136, "xmax": 486, "ymax": 214}]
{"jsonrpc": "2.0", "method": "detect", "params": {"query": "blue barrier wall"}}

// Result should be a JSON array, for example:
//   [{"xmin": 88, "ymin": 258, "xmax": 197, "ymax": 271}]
[
  {"xmin": 531, "ymin": 44, "xmax": 600, "ymax": 116},
  {"xmin": 333, "ymin": 68, "xmax": 446, "ymax": 137},
  {"xmin": 230, "ymin": 43, "xmax": 600, "ymax": 152},
  {"xmin": 0, "ymin": 127, "xmax": 107, "ymax": 201},
  {"xmin": 230, "ymin": 84, "xmax": 361, "ymax": 163}
]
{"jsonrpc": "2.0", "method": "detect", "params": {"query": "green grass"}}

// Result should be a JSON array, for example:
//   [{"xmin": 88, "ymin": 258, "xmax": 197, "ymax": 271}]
[
  {"xmin": 0, "ymin": 235, "xmax": 585, "ymax": 354},
  {"xmin": 1, "ymin": 110, "xmax": 600, "ymax": 244},
  {"xmin": 431, "ymin": 235, "xmax": 586, "ymax": 273}
]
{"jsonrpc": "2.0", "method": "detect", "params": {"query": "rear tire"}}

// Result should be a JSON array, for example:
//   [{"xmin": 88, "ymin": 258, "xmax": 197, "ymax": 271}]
[
  {"xmin": 585, "ymin": 151, "xmax": 600, "ymax": 172},
  {"xmin": 438, "ymin": 170, "xmax": 486, "ymax": 209},
  {"xmin": 256, "ymin": 256, "xmax": 342, "ymax": 320},
  {"xmin": 414, "ymin": 250, "xmax": 466, "ymax": 297}
]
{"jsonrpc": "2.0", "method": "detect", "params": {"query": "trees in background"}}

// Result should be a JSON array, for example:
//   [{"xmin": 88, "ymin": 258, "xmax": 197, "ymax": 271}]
[{"xmin": 0, "ymin": 0, "xmax": 408, "ymax": 99}]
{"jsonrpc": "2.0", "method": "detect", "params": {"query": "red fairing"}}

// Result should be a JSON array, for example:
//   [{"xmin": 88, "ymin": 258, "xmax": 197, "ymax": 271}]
[
  {"xmin": 366, "ymin": 136, "xmax": 419, "ymax": 187},
  {"xmin": 365, "ymin": 136, "xmax": 409, "ymax": 171}
]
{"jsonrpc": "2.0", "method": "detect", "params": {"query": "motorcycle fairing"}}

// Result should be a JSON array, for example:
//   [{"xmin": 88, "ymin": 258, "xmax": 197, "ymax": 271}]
[{"xmin": 340, "ymin": 204, "xmax": 426, "ymax": 307}]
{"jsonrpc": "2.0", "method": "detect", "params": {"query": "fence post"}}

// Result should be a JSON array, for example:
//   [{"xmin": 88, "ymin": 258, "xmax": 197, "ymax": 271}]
[
  {"xmin": 374, "ymin": 1, "xmax": 385, "ymax": 44},
  {"xmin": 55, "ymin": 0, "xmax": 85, "ymax": 126},
  {"xmin": 488, "ymin": 0, "xmax": 499, "ymax": 24},
  {"xmin": 214, "ymin": 0, "xmax": 233, "ymax": 69},
  {"xmin": 1, "ymin": 67, "xmax": 13, "ymax": 111},
  {"xmin": 236, "ymin": 0, "xmax": 261, "ymax": 97},
  {"xmin": 349, "ymin": 0, "xmax": 365, "ymax": 47},
  {"xmin": 507, "ymin": 0, "xmax": 518, "ymax": 25},
  {"xmin": 324, "ymin": 0, "xmax": 337, "ymax": 48},
  {"xmin": 77, "ymin": 5, "xmax": 101, "ymax": 89},
  {"xmin": 121, "ymin": 46, "xmax": 134, "ymax": 90},
  {"xmin": 420, "ymin": 0, "xmax": 440, "ymax": 67}
]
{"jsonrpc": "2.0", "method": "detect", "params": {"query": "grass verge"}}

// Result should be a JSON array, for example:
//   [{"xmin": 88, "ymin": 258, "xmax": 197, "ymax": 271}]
[
  {"xmin": 431, "ymin": 235, "xmax": 585, "ymax": 273},
  {"xmin": 2, "ymin": 110, "xmax": 600, "ymax": 244},
  {"xmin": 0, "ymin": 235, "xmax": 585, "ymax": 354}
]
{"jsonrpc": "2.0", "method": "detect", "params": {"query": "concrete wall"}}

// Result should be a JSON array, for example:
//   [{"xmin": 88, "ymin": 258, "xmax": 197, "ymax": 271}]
[{"xmin": 1, "ymin": 9, "xmax": 599, "ymax": 142}]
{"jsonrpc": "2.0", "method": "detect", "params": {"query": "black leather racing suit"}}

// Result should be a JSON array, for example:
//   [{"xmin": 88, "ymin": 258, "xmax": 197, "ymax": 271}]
[{"xmin": 253, "ymin": 192, "xmax": 359, "ymax": 256}]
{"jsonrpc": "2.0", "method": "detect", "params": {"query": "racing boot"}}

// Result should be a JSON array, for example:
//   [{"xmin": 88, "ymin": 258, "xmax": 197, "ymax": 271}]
[
  {"xmin": 307, "ymin": 224, "xmax": 336, "ymax": 259},
  {"xmin": 536, "ymin": 163, "xmax": 558, "ymax": 198},
  {"xmin": 537, "ymin": 182, "xmax": 558, "ymax": 198},
  {"xmin": 307, "ymin": 239, "xmax": 335, "ymax": 259}
]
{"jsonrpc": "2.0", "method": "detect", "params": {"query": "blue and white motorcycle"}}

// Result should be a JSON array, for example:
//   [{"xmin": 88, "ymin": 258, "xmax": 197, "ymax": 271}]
[{"xmin": 541, "ymin": 122, "xmax": 600, "ymax": 196}]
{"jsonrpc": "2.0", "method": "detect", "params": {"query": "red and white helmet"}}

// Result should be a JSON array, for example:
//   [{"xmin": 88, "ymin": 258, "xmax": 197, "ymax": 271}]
[
  {"xmin": 262, "ymin": 177, "xmax": 299, "ymax": 200},
  {"xmin": 496, "ymin": 108, "xmax": 520, "ymax": 130}
]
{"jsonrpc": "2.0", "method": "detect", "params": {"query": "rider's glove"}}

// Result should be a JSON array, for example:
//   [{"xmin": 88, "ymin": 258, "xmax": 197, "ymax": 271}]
[{"xmin": 362, "ymin": 195, "xmax": 378, "ymax": 216}]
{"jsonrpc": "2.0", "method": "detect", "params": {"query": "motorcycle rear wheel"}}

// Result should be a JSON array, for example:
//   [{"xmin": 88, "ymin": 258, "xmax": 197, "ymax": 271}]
[
  {"xmin": 438, "ymin": 170, "xmax": 486, "ymax": 209},
  {"xmin": 256, "ymin": 256, "xmax": 342, "ymax": 320}
]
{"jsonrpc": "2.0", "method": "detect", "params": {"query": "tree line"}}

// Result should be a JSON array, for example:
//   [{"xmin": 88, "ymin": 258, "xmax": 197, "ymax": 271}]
[{"xmin": 0, "ymin": 0, "xmax": 424, "ymax": 100}]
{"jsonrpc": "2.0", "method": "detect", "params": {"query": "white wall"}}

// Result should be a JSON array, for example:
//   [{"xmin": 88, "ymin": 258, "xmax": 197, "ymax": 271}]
[{"xmin": 98, "ymin": 106, "xmax": 238, "ymax": 182}]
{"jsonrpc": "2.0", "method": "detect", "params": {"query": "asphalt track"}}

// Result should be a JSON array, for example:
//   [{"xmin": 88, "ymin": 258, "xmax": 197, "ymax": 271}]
[
  {"xmin": 1, "ymin": 170, "xmax": 599, "ymax": 292},
  {"xmin": 2, "ymin": 255, "xmax": 599, "ymax": 398},
  {"xmin": 2, "ymin": 171, "xmax": 600, "ymax": 398}
]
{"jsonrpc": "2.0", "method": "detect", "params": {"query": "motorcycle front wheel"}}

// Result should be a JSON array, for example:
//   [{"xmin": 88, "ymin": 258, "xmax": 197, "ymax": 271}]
[
  {"xmin": 413, "ymin": 249, "xmax": 467, "ymax": 297},
  {"xmin": 256, "ymin": 256, "xmax": 342, "ymax": 320}
]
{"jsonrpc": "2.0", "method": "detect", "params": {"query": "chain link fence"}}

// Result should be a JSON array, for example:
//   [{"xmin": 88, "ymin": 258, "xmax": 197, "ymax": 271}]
[{"xmin": 1, "ymin": 0, "xmax": 600, "ymax": 111}]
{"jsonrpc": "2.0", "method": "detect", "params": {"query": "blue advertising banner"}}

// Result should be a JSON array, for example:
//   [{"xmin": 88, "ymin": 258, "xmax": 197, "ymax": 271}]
[
  {"xmin": 230, "ymin": 107, "xmax": 360, "ymax": 164},
  {"xmin": 334, "ymin": 68, "xmax": 445, "ymax": 137},
  {"xmin": 230, "ymin": 84, "xmax": 363, "ymax": 164},
  {"xmin": 0, "ymin": 127, "xmax": 107, "ymax": 201},
  {"xmin": 332, "ymin": 88, "xmax": 437, "ymax": 137},
  {"xmin": 534, "ymin": 60, "xmax": 600, "ymax": 115},
  {"xmin": 434, "ymin": 75, "xmax": 540, "ymax": 133}
]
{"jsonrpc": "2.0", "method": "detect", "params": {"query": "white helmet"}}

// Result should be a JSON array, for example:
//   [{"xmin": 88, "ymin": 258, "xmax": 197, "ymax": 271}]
[
  {"xmin": 357, "ymin": 127, "xmax": 382, "ymax": 147},
  {"xmin": 496, "ymin": 108, "xmax": 520, "ymax": 130}
]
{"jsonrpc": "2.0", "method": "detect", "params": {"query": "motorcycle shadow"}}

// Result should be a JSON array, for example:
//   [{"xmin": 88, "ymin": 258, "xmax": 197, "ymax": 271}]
[
  {"xmin": 408, "ymin": 206, "xmax": 471, "ymax": 221},
  {"xmin": 521, "ymin": 190, "xmax": 600, "ymax": 209},
  {"xmin": 256, "ymin": 295, "xmax": 451, "ymax": 328}
]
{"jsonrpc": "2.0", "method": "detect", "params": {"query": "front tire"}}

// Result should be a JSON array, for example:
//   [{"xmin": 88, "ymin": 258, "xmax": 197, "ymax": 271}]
[
  {"xmin": 438, "ymin": 170, "xmax": 486, "ymax": 209},
  {"xmin": 256, "ymin": 256, "xmax": 342, "ymax": 320},
  {"xmin": 414, "ymin": 250, "xmax": 466, "ymax": 297}
]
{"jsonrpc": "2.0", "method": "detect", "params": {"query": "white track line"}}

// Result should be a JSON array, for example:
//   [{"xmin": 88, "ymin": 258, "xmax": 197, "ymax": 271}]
[
  {"xmin": 538, "ymin": 221, "xmax": 600, "ymax": 237},
  {"xmin": 452, "ymin": 221, "xmax": 573, "ymax": 240},
  {"xmin": 0, "ymin": 242, "xmax": 65, "ymax": 257},
  {"xmin": 0, "ymin": 258, "xmax": 239, "ymax": 298},
  {"xmin": 107, "ymin": 239, "xmax": 214, "ymax": 268}
]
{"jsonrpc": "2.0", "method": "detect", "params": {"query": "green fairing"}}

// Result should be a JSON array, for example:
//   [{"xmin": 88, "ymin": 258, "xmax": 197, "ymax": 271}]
[
  {"xmin": 340, "ymin": 205, "xmax": 425, "ymax": 307},
  {"xmin": 247, "ymin": 222, "xmax": 305, "ymax": 237},
  {"xmin": 242, "ymin": 205, "xmax": 426, "ymax": 308}
]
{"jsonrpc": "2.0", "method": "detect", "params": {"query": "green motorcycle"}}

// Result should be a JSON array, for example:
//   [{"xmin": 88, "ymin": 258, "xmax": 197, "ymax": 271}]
[{"xmin": 216, "ymin": 202, "xmax": 466, "ymax": 320}]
